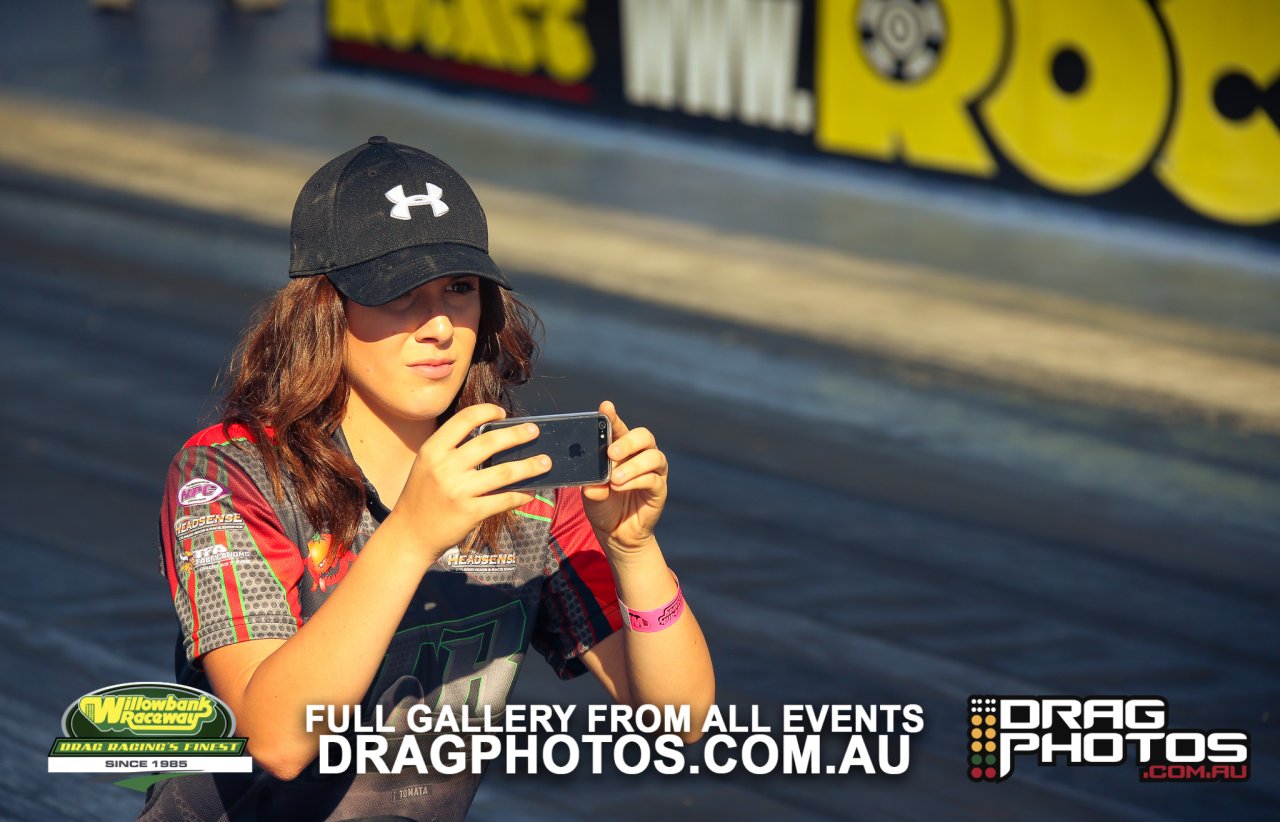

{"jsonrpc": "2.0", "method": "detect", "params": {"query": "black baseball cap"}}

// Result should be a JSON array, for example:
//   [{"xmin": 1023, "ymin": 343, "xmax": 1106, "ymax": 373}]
[{"xmin": 288, "ymin": 136, "xmax": 511, "ymax": 305}]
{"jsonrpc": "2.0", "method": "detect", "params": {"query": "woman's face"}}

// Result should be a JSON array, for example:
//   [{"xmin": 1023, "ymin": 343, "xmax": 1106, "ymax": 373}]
[{"xmin": 343, "ymin": 275, "xmax": 482, "ymax": 426}]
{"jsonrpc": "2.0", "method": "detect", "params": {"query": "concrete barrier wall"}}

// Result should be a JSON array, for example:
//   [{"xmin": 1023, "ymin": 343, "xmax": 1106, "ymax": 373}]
[{"xmin": 325, "ymin": 0, "xmax": 1280, "ymax": 242}]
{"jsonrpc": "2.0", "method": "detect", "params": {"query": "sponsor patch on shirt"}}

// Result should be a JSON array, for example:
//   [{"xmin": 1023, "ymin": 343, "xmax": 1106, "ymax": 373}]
[
  {"xmin": 437, "ymin": 547, "xmax": 518, "ymax": 582},
  {"xmin": 393, "ymin": 784, "xmax": 433, "ymax": 801},
  {"xmin": 177, "ymin": 478, "xmax": 229, "ymax": 507},
  {"xmin": 173, "ymin": 513, "xmax": 245, "ymax": 540},
  {"xmin": 303, "ymin": 532, "xmax": 354, "ymax": 593},
  {"xmin": 188, "ymin": 543, "xmax": 254, "ymax": 570}
]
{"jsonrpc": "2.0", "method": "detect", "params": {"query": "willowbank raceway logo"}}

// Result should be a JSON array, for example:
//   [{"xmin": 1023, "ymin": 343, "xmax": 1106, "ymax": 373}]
[
  {"xmin": 968, "ymin": 695, "xmax": 1250, "ymax": 783},
  {"xmin": 49, "ymin": 682, "xmax": 251, "ymax": 789}
]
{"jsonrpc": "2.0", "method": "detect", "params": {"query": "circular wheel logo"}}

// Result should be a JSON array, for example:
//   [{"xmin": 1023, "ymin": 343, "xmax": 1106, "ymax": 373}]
[{"xmin": 857, "ymin": 0, "xmax": 947, "ymax": 83}]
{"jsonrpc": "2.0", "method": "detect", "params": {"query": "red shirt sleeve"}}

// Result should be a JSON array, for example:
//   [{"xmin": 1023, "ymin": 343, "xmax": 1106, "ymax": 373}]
[
  {"xmin": 159, "ymin": 436, "xmax": 305, "ymax": 663},
  {"xmin": 531, "ymin": 487, "xmax": 623, "ymax": 680}
]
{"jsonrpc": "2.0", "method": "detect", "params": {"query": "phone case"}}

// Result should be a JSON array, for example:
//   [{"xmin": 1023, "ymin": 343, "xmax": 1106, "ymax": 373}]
[{"xmin": 476, "ymin": 412, "xmax": 612, "ymax": 491}]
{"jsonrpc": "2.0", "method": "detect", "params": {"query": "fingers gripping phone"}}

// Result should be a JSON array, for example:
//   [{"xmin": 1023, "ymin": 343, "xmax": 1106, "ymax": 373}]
[{"xmin": 476, "ymin": 412, "xmax": 611, "ymax": 491}]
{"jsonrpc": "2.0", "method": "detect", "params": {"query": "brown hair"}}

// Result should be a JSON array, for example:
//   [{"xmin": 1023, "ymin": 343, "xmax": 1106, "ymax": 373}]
[{"xmin": 219, "ymin": 276, "xmax": 540, "ymax": 556}]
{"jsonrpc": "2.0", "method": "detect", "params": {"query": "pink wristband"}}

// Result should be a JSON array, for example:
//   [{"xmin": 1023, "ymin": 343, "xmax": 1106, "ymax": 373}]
[{"xmin": 619, "ymin": 571, "xmax": 685, "ymax": 633}]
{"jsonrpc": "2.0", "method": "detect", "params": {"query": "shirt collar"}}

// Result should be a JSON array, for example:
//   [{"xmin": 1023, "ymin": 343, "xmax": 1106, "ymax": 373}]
[{"xmin": 332, "ymin": 425, "xmax": 391, "ymax": 522}]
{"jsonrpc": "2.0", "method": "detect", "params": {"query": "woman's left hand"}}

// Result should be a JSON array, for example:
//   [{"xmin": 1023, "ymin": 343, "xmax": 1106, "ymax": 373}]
[{"xmin": 581, "ymin": 401, "xmax": 668, "ymax": 557}]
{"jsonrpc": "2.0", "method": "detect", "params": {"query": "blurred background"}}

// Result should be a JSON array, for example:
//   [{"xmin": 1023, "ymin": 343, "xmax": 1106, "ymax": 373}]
[{"xmin": 2, "ymin": 0, "xmax": 1277, "ymax": 819}]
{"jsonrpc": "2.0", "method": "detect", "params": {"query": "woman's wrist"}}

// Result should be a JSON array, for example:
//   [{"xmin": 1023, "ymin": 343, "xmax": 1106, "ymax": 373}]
[
  {"xmin": 598, "ymin": 531, "xmax": 660, "ymax": 564},
  {"xmin": 371, "ymin": 510, "xmax": 448, "ymax": 574},
  {"xmin": 607, "ymin": 539, "xmax": 678, "ymax": 611},
  {"xmin": 619, "ymin": 570, "xmax": 684, "ymax": 632}
]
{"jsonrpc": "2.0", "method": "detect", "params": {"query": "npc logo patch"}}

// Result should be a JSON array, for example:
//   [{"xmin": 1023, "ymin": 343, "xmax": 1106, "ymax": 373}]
[{"xmin": 177, "ymin": 478, "xmax": 228, "ymax": 507}]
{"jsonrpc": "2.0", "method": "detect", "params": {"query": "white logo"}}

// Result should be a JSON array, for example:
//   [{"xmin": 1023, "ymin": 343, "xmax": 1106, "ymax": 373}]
[
  {"xmin": 385, "ymin": 184, "xmax": 449, "ymax": 220},
  {"xmin": 191, "ymin": 543, "xmax": 254, "ymax": 569},
  {"xmin": 436, "ymin": 546, "xmax": 517, "ymax": 578}
]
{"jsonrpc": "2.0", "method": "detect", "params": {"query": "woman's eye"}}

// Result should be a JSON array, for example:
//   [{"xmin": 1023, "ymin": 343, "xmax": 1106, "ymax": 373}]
[{"xmin": 447, "ymin": 279, "xmax": 478, "ymax": 294}]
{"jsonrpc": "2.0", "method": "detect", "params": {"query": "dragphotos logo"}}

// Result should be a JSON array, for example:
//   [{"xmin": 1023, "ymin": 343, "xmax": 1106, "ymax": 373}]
[
  {"xmin": 386, "ymin": 184, "xmax": 449, "ymax": 220},
  {"xmin": 968, "ymin": 695, "xmax": 1250, "ymax": 783}
]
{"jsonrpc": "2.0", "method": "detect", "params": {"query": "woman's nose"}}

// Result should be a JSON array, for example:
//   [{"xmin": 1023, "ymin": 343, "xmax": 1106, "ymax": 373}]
[{"xmin": 415, "ymin": 310, "xmax": 454, "ymax": 345}]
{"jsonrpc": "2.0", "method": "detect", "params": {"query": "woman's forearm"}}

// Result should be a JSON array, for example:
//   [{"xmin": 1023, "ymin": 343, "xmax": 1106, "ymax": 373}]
[
  {"xmin": 214, "ymin": 513, "xmax": 434, "ymax": 779},
  {"xmin": 609, "ymin": 539, "xmax": 716, "ymax": 740}
]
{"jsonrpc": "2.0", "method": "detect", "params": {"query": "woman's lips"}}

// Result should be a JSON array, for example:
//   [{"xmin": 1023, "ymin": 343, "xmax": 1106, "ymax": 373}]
[{"xmin": 408, "ymin": 361, "xmax": 454, "ymax": 380}]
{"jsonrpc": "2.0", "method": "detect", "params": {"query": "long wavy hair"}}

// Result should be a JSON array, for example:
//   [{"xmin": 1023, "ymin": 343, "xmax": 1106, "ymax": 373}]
[{"xmin": 219, "ymin": 275, "xmax": 540, "ymax": 556}]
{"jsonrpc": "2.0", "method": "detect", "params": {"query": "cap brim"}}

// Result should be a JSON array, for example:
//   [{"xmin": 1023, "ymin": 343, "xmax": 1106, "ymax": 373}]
[{"xmin": 319, "ymin": 244, "xmax": 511, "ymax": 306}]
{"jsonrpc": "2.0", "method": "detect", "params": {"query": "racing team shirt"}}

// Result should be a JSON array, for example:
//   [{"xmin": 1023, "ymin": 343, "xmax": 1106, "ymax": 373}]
[{"xmin": 140, "ymin": 423, "xmax": 623, "ymax": 822}]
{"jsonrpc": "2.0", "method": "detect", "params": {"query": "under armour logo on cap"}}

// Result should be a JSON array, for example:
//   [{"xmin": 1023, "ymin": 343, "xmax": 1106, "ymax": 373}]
[
  {"xmin": 289, "ymin": 137, "xmax": 511, "ymax": 304},
  {"xmin": 385, "ymin": 184, "xmax": 449, "ymax": 220}
]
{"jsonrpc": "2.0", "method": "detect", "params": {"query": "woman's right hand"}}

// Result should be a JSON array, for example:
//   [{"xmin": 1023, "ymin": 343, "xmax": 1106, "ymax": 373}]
[{"xmin": 389, "ymin": 403, "xmax": 550, "ymax": 559}]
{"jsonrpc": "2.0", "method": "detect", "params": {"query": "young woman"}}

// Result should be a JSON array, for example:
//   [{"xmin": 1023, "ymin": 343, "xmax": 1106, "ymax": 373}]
[{"xmin": 140, "ymin": 137, "xmax": 714, "ymax": 821}]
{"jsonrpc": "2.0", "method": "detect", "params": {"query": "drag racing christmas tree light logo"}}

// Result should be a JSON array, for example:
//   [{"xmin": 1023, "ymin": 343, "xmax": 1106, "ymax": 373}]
[
  {"xmin": 49, "ymin": 682, "xmax": 251, "ymax": 780},
  {"xmin": 968, "ymin": 695, "xmax": 1250, "ymax": 783}
]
